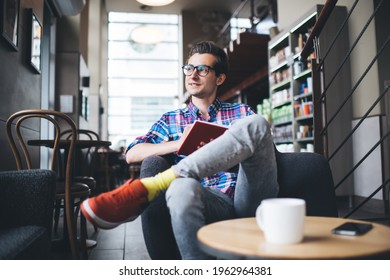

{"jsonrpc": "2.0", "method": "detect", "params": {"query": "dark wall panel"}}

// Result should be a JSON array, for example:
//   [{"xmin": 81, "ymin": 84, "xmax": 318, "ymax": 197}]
[{"xmin": 0, "ymin": 0, "xmax": 44, "ymax": 171}]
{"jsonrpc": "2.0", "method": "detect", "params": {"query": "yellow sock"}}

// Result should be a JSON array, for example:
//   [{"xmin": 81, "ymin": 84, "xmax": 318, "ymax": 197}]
[{"xmin": 140, "ymin": 168, "xmax": 177, "ymax": 201}]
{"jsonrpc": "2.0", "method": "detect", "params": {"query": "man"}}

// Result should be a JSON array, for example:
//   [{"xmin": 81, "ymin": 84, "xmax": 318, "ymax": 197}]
[
  {"xmin": 128, "ymin": 41, "xmax": 255, "ymax": 259},
  {"xmin": 81, "ymin": 42, "xmax": 278, "ymax": 259}
]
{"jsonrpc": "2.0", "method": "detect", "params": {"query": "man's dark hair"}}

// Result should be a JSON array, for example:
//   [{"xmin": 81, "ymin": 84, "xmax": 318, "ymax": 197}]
[{"xmin": 187, "ymin": 41, "xmax": 229, "ymax": 76}]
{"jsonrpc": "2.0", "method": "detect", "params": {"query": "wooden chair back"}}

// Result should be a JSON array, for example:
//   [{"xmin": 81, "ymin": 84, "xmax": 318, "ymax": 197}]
[{"xmin": 60, "ymin": 129, "xmax": 100, "ymax": 177}]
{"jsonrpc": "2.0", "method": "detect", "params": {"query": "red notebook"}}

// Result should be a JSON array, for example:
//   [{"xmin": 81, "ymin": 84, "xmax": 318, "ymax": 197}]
[{"xmin": 177, "ymin": 120, "xmax": 228, "ymax": 156}]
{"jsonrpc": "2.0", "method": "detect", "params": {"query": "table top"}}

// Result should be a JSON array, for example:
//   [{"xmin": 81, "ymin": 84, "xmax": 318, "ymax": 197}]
[
  {"xmin": 28, "ymin": 139, "xmax": 111, "ymax": 149},
  {"xmin": 197, "ymin": 216, "xmax": 390, "ymax": 259}
]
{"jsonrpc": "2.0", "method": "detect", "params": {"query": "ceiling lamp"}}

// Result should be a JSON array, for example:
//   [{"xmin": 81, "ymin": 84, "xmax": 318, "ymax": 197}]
[
  {"xmin": 131, "ymin": 25, "xmax": 164, "ymax": 44},
  {"xmin": 129, "ymin": 25, "xmax": 164, "ymax": 53},
  {"xmin": 136, "ymin": 0, "xmax": 175, "ymax": 6}
]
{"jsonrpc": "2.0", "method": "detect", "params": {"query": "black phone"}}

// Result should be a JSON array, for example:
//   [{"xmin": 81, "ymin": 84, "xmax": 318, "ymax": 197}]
[{"xmin": 332, "ymin": 222, "xmax": 373, "ymax": 236}]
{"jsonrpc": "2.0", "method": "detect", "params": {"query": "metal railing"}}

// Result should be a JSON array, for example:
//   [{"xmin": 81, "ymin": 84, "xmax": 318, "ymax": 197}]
[{"xmin": 301, "ymin": 0, "xmax": 390, "ymax": 221}]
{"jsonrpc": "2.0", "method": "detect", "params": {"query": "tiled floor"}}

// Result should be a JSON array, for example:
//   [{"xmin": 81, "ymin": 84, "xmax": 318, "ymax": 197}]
[
  {"xmin": 49, "ymin": 214, "xmax": 151, "ymax": 260},
  {"xmin": 88, "ymin": 217, "xmax": 150, "ymax": 260}
]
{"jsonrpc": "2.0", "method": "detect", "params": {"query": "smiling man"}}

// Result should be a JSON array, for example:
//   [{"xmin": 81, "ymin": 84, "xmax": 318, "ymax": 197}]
[{"xmin": 123, "ymin": 41, "xmax": 255, "ymax": 259}]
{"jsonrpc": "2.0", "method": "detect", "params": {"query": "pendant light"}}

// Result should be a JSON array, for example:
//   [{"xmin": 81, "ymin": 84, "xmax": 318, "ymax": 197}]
[
  {"xmin": 129, "ymin": 25, "xmax": 165, "ymax": 53},
  {"xmin": 136, "ymin": 0, "xmax": 175, "ymax": 6}
]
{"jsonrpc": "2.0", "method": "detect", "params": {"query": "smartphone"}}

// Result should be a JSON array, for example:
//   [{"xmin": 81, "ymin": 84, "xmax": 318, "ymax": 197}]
[{"xmin": 332, "ymin": 222, "xmax": 373, "ymax": 236}]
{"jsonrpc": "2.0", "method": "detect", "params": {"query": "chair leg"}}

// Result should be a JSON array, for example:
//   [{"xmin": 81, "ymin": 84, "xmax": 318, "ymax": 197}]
[
  {"xmin": 53, "ymin": 200, "xmax": 62, "ymax": 233},
  {"xmin": 61, "ymin": 203, "xmax": 77, "ymax": 259},
  {"xmin": 76, "ymin": 203, "xmax": 88, "ymax": 259},
  {"xmin": 65, "ymin": 198, "xmax": 81, "ymax": 259},
  {"xmin": 63, "ymin": 198, "xmax": 90, "ymax": 259}
]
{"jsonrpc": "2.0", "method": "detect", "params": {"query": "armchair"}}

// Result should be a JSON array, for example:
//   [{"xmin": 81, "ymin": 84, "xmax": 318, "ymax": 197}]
[
  {"xmin": 0, "ymin": 169, "xmax": 56, "ymax": 259},
  {"xmin": 139, "ymin": 150, "xmax": 338, "ymax": 259}
]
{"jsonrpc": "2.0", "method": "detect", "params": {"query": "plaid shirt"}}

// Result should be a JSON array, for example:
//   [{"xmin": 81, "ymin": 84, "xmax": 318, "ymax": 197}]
[{"xmin": 126, "ymin": 98, "xmax": 255, "ymax": 198}]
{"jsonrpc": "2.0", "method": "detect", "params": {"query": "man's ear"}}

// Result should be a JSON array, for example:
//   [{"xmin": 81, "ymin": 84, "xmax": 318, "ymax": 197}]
[{"xmin": 216, "ymin": 73, "xmax": 226, "ymax": 86}]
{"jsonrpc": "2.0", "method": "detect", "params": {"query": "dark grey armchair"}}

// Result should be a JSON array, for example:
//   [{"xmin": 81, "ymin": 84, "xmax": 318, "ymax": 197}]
[
  {"xmin": 139, "ymin": 150, "xmax": 338, "ymax": 259},
  {"xmin": 0, "ymin": 169, "xmax": 57, "ymax": 259}
]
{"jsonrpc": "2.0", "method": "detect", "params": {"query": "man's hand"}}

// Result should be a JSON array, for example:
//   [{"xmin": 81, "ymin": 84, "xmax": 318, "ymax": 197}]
[
  {"xmin": 126, "ymin": 124, "xmax": 196, "ymax": 163},
  {"xmin": 177, "ymin": 123, "xmax": 193, "ymax": 146}
]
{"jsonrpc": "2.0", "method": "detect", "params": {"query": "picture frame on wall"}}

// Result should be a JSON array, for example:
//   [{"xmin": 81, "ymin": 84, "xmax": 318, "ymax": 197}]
[
  {"xmin": 1, "ymin": 0, "xmax": 20, "ymax": 51},
  {"xmin": 29, "ymin": 9, "xmax": 42, "ymax": 74}
]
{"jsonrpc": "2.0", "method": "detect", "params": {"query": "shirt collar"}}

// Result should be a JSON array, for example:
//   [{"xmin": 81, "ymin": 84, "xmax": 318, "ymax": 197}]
[{"xmin": 187, "ymin": 98, "xmax": 222, "ymax": 120}]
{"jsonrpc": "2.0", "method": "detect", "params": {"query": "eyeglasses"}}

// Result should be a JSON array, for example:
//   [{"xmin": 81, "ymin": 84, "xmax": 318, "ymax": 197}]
[{"xmin": 182, "ymin": 64, "xmax": 215, "ymax": 77}]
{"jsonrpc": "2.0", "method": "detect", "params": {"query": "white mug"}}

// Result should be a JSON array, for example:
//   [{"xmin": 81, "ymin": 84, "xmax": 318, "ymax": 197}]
[{"xmin": 256, "ymin": 198, "xmax": 306, "ymax": 244}]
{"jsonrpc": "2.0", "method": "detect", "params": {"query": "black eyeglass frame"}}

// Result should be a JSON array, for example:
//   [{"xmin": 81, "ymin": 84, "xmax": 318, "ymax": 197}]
[{"xmin": 182, "ymin": 64, "xmax": 215, "ymax": 77}]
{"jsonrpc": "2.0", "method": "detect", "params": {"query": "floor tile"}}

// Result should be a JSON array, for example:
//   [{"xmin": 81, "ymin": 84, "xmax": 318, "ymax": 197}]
[
  {"xmin": 87, "ymin": 217, "xmax": 150, "ymax": 260},
  {"xmin": 89, "ymin": 249, "xmax": 124, "ymax": 260},
  {"xmin": 95, "ymin": 225, "xmax": 126, "ymax": 250},
  {"xmin": 124, "ymin": 220, "xmax": 151, "ymax": 260}
]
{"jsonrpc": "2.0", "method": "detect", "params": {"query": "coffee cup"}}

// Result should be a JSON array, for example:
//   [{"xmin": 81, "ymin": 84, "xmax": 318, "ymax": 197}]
[{"xmin": 256, "ymin": 198, "xmax": 306, "ymax": 244}]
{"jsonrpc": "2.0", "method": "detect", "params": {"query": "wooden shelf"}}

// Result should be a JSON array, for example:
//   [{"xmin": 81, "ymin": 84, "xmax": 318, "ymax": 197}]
[
  {"xmin": 269, "ymin": 4, "xmax": 349, "ymax": 155},
  {"xmin": 219, "ymin": 67, "xmax": 268, "ymax": 102},
  {"xmin": 218, "ymin": 32, "xmax": 270, "ymax": 105}
]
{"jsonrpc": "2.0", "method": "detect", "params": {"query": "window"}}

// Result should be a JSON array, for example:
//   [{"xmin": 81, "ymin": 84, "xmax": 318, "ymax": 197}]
[
  {"xmin": 230, "ymin": 16, "xmax": 277, "ymax": 40},
  {"xmin": 107, "ymin": 12, "xmax": 179, "ymax": 149},
  {"xmin": 230, "ymin": 17, "xmax": 251, "ymax": 41}
]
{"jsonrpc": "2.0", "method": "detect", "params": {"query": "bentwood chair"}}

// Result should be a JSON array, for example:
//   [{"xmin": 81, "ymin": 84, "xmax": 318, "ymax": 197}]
[
  {"xmin": 58, "ymin": 129, "xmax": 99, "ymax": 231},
  {"xmin": 60, "ymin": 129, "xmax": 99, "ymax": 189},
  {"xmin": 6, "ymin": 109, "xmax": 90, "ymax": 259}
]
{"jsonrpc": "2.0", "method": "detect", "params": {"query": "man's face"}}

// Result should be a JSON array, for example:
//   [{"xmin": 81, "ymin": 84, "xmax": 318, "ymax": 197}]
[{"xmin": 185, "ymin": 53, "xmax": 225, "ymax": 99}]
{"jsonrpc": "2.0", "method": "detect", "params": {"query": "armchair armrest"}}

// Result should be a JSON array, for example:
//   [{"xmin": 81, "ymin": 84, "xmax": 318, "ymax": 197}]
[{"xmin": 0, "ymin": 170, "xmax": 57, "ymax": 231}]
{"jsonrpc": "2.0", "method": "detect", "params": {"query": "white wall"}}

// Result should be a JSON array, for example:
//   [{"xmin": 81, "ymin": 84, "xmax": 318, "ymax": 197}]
[
  {"xmin": 87, "ymin": 0, "xmax": 104, "ymax": 136},
  {"xmin": 352, "ymin": 116, "xmax": 382, "ymax": 199}
]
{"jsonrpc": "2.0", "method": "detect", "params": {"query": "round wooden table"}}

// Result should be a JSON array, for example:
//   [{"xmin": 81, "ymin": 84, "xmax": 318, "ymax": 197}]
[{"xmin": 197, "ymin": 216, "xmax": 390, "ymax": 259}]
